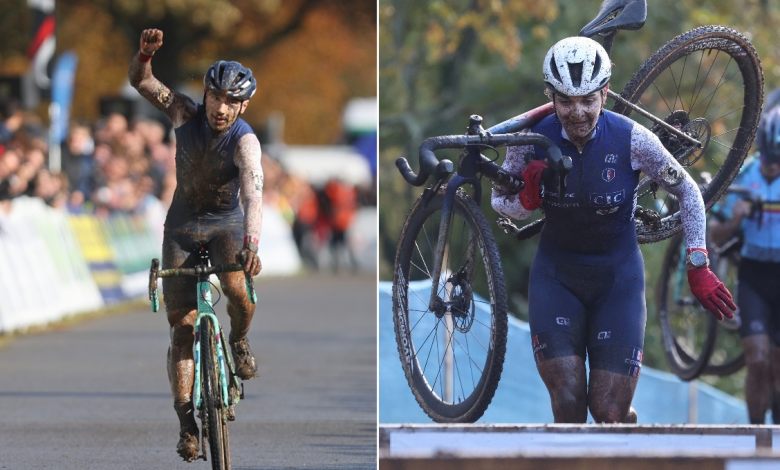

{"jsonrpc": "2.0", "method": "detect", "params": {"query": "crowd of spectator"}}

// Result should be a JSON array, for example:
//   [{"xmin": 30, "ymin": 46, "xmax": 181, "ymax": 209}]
[{"xmin": 0, "ymin": 97, "xmax": 375, "ymax": 272}]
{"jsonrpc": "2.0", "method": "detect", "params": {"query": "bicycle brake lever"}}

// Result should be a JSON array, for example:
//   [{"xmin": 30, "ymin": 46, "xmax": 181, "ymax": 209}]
[
  {"xmin": 496, "ymin": 216, "xmax": 519, "ymax": 235},
  {"xmin": 245, "ymin": 273, "xmax": 257, "ymax": 304},
  {"xmin": 149, "ymin": 258, "xmax": 160, "ymax": 312}
]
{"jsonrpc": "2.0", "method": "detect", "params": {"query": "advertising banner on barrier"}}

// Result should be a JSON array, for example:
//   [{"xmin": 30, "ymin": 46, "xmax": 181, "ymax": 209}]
[{"xmin": 68, "ymin": 214, "xmax": 126, "ymax": 305}]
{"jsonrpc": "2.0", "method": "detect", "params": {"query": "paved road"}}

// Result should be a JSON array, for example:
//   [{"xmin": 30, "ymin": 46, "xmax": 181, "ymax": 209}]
[{"xmin": 0, "ymin": 273, "xmax": 376, "ymax": 470}]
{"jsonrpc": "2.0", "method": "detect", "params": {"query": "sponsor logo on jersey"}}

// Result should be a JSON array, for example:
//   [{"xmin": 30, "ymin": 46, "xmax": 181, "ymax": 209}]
[
  {"xmin": 555, "ymin": 316, "xmax": 570, "ymax": 326},
  {"xmin": 597, "ymin": 330, "xmax": 611, "ymax": 340},
  {"xmin": 602, "ymin": 167, "xmax": 616, "ymax": 182},
  {"xmin": 625, "ymin": 348, "xmax": 643, "ymax": 377},
  {"xmin": 590, "ymin": 189, "xmax": 626, "ymax": 206},
  {"xmin": 596, "ymin": 206, "xmax": 620, "ymax": 215},
  {"xmin": 604, "ymin": 153, "xmax": 618, "ymax": 164}
]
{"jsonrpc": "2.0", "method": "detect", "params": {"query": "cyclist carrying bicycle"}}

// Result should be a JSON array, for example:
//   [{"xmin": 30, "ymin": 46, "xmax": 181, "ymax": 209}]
[
  {"xmin": 129, "ymin": 28, "xmax": 263, "ymax": 460},
  {"xmin": 491, "ymin": 36, "xmax": 736, "ymax": 423},
  {"xmin": 710, "ymin": 104, "xmax": 780, "ymax": 424}
]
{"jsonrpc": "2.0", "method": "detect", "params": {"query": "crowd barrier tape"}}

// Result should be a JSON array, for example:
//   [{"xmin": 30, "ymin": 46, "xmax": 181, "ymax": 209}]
[{"xmin": 0, "ymin": 199, "xmax": 305, "ymax": 333}]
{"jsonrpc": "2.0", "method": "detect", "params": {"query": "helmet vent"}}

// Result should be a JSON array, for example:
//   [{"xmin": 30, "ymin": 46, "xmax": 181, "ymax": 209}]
[
  {"xmin": 567, "ymin": 61, "xmax": 583, "ymax": 88},
  {"xmin": 592, "ymin": 54, "xmax": 602, "ymax": 81},
  {"xmin": 549, "ymin": 56, "xmax": 561, "ymax": 82}
]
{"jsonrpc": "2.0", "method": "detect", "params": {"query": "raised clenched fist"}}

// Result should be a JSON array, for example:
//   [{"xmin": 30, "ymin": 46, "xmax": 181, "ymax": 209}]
[{"xmin": 140, "ymin": 29, "xmax": 163, "ymax": 56}]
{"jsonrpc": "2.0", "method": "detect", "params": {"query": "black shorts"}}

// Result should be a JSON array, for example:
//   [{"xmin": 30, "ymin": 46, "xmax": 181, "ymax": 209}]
[
  {"xmin": 528, "ymin": 235, "xmax": 646, "ymax": 377},
  {"xmin": 161, "ymin": 210, "xmax": 244, "ymax": 312},
  {"xmin": 737, "ymin": 258, "xmax": 780, "ymax": 344}
]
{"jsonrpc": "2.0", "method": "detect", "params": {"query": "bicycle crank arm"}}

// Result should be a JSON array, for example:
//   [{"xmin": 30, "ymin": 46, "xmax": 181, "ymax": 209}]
[{"xmin": 607, "ymin": 89, "xmax": 702, "ymax": 148}]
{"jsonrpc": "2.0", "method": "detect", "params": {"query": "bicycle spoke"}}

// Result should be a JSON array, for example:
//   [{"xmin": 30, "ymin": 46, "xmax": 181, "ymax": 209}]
[{"xmin": 393, "ymin": 190, "xmax": 508, "ymax": 421}]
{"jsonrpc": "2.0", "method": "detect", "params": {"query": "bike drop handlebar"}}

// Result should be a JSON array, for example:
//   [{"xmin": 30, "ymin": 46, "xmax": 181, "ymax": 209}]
[
  {"xmin": 395, "ymin": 131, "xmax": 570, "ymax": 187},
  {"xmin": 148, "ymin": 258, "xmax": 257, "ymax": 312},
  {"xmin": 156, "ymin": 263, "xmax": 246, "ymax": 278}
]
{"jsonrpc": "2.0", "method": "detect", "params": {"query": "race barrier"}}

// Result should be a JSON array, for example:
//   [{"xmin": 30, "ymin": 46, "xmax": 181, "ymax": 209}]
[
  {"xmin": 380, "ymin": 424, "xmax": 780, "ymax": 469},
  {"xmin": 0, "ymin": 197, "xmax": 303, "ymax": 333}
]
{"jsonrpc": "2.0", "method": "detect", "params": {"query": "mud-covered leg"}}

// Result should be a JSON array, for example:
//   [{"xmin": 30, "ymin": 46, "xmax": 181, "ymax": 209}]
[
  {"xmin": 770, "ymin": 346, "xmax": 780, "ymax": 424},
  {"xmin": 588, "ymin": 369, "xmax": 638, "ymax": 423},
  {"xmin": 167, "ymin": 308, "xmax": 200, "ymax": 461},
  {"xmin": 220, "ymin": 271, "xmax": 257, "ymax": 379},
  {"xmin": 211, "ymin": 225, "xmax": 258, "ymax": 380},
  {"xmin": 744, "ymin": 334, "xmax": 771, "ymax": 424},
  {"xmin": 162, "ymin": 230, "xmax": 201, "ymax": 460},
  {"xmin": 536, "ymin": 355, "xmax": 588, "ymax": 423}
]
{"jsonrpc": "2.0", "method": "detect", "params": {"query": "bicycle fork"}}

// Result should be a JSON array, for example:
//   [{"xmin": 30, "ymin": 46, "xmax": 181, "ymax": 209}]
[{"xmin": 426, "ymin": 175, "xmax": 479, "ymax": 313}]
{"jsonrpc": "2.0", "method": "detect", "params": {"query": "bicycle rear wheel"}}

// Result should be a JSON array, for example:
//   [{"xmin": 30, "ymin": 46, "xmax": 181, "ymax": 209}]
[
  {"xmin": 656, "ymin": 234, "xmax": 717, "ymax": 381},
  {"xmin": 701, "ymin": 244, "xmax": 745, "ymax": 376},
  {"xmin": 201, "ymin": 320, "xmax": 231, "ymax": 470},
  {"xmin": 393, "ymin": 186, "xmax": 508, "ymax": 422},
  {"xmin": 614, "ymin": 26, "xmax": 763, "ymax": 243}
]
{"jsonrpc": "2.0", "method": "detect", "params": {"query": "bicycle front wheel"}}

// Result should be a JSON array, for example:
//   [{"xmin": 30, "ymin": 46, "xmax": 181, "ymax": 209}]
[
  {"xmin": 615, "ymin": 26, "xmax": 763, "ymax": 243},
  {"xmin": 201, "ymin": 320, "xmax": 231, "ymax": 470},
  {"xmin": 656, "ymin": 235, "xmax": 717, "ymax": 381},
  {"xmin": 392, "ymin": 187, "xmax": 508, "ymax": 422}
]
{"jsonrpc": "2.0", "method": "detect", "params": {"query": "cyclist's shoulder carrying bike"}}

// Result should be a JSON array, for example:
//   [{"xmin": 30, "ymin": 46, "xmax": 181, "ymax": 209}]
[
  {"xmin": 391, "ymin": 0, "xmax": 763, "ymax": 423},
  {"xmin": 148, "ymin": 247, "xmax": 257, "ymax": 470}
]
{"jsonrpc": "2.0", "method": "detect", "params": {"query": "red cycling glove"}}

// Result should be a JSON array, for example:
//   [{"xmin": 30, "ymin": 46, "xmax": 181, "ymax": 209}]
[
  {"xmin": 687, "ymin": 264, "xmax": 736, "ymax": 321},
  {"xmin": 519, "ymin": 159, "xmax": 548, "ymax": 210}
]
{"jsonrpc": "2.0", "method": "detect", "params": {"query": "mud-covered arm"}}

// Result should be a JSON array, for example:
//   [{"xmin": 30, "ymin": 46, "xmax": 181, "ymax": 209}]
[
  {"xmin": 630, "ymin": 124, "xmax": 706, "ymax": 249},
  {"xmin": 490, "ymin": 144, "xmax": 536, "ymax": 220},
  {"xmin": 235, "ymin": 133, "xmax": 264, "ymax": 244},
  {"xmin": 128, "ymin": 28, "xmax": 196, "ymax": 128}
]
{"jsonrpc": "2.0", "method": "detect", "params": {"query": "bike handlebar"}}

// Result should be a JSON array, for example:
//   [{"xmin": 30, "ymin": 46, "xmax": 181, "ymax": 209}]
[
  {"xmin": 396, "ymin": 131, "xmax": 570, "ymax": 187},
  {"xmin": 148, "ymin": 258, "xmax": 257, "ymax": 312},
  {"xmin": 156, "ymin": 263, "xmax": 245, "ymax": 278}
]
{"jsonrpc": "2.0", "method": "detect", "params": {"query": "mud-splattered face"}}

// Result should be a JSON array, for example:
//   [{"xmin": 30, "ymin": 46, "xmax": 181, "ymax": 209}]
[
  {"xmin": 204, "ymin": 89, "xmax": 248, "ymax": 132},
  {"xmin": 553, "ymin": 87, "xmax": 607, "ymax": 147}
]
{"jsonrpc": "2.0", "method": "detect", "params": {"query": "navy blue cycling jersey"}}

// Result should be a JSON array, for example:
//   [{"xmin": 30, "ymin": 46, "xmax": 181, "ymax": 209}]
[
  {"xmin": 531, "ymin": 110, "xmax": 639, "ymax": 254},
  {"xmin": 166, "ymin": 104, "xmax": 254, "ymax": 227}
]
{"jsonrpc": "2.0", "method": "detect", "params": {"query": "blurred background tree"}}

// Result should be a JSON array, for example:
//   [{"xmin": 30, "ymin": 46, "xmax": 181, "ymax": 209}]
[
  {"xmin": 379, "ymin": 0, "xmax": 780, "ymax": 395},
  {"xmin": 0, "ymin": 0, "xmax": 376, "ymax": 145}
]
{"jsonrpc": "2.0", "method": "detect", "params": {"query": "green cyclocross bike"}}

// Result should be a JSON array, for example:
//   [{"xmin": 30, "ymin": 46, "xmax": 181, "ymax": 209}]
[{"xmin": 148, "ymin": 246, "xmax": 257, "ymax": 470}]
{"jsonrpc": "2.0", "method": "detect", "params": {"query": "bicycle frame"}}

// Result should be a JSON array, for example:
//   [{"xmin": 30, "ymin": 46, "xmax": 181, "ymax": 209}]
[{"xmin": 193, "ymin": 279, "xmax": 234, "ymax": 410}]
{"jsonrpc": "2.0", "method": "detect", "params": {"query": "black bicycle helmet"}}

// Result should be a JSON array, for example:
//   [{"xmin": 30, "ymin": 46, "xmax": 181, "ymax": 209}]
[
  {"xmin": 758, "ymin": 105, "xmax": 780, "ymax": 164},
  {"xmin": 204, "ymin": 60, "xmax": 257, "ymax": 101}
]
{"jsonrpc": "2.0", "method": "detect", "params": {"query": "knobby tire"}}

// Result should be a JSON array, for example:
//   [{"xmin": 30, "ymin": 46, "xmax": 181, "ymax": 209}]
[
  {"xmin": 202, "ymin": 320, "xmax": 230, "ymax": 470},
  {"xmin": 393, "ymin": 187, "xmax": 507, "ymax": 422}
]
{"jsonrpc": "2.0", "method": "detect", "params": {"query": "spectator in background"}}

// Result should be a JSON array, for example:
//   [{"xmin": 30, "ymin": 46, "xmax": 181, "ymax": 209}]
[
  {"xmin": 323, "ymin": 177, "xmax": 358, "ymax": 272},
  {"xmin": 0, "ymin": 98, "xmax": 23, "ymax": 146},
  {"xmin": 291, "ymin": 181, "xmax": 321, "ymax": 269},
  {"xmin": 62, "ymin": 122, "xmax": 96, "ymax": 203},
  {"xmin": 710, "ymin": 105, "xmax": 780, "ymax": 424}
]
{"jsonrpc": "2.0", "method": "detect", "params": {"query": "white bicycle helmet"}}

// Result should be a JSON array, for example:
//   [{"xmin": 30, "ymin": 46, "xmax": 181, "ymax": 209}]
[{"xmin": 543, "ymin": 36, "xmax": 611, "ymax": 96}]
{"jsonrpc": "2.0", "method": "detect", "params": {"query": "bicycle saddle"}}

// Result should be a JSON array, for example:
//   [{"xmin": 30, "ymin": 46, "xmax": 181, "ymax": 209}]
[{"xmin": 580, "ymin": 0, "xmax": 647, "ymax": 37}]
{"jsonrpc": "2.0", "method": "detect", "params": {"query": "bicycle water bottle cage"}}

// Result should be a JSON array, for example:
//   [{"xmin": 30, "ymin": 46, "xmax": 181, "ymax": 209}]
[{"xmin": 580, "ymin": 0, "xmax": 647, "ymax": 37}]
